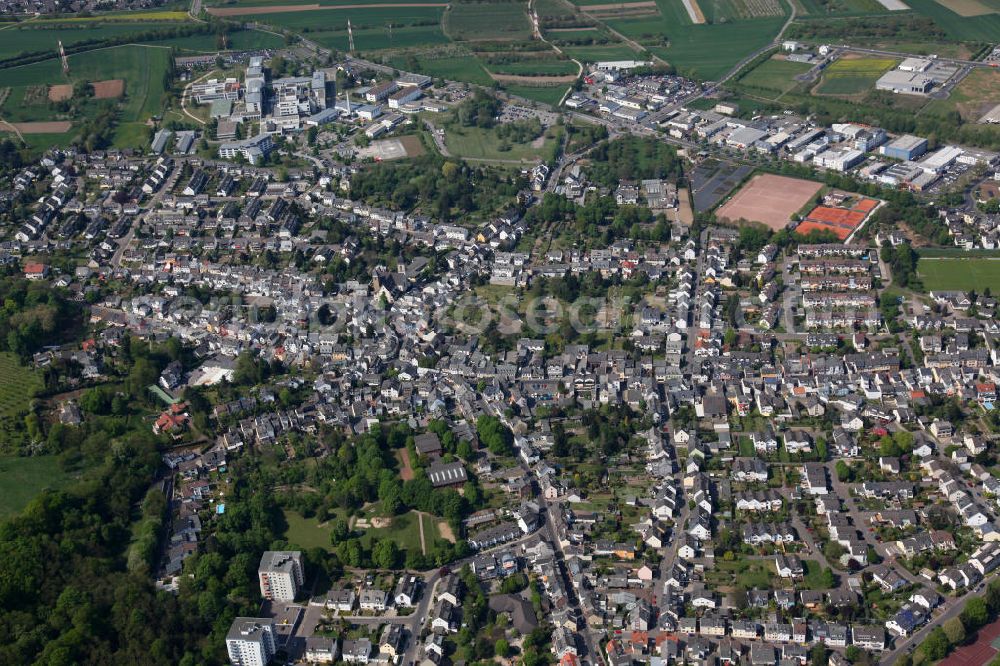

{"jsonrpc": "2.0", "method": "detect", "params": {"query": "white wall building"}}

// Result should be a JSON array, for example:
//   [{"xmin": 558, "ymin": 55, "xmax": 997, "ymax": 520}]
[
  {"xmin": 226, "ymin": 618, "xmax": 276, "ymax": 666},
  {"xmin": 258, "ymin": 550, "xmax": 304, "ymax": 601}
]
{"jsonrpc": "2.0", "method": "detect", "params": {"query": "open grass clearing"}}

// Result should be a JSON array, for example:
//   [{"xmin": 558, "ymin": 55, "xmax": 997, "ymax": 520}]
[
  {"xmin": 737, "ymin": 56, "xmax": 812, "ymax": 97},
  {"xmin": 0, "ymin": 455, "xmax": 90, "ymax": 520}
]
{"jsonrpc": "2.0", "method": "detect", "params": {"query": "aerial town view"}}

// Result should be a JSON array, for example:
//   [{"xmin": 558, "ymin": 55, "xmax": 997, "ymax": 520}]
[{"xmin": 6, "ymin": 0, "xmax": 1000, "ymax": 664}]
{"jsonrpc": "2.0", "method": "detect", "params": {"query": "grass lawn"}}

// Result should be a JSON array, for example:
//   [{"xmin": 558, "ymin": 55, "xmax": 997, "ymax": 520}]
[
  {"xmin": 283, "ymin": 508, "xmax": 444, "ymax": 554},
  {"xmin": 446, "ymin": 0, "xmax": 533, "ymax": 41},
  {"xmin": 503, "ymin": 83, "xmax": 570, "ymax": 106},
  {"xmin": 802, "ymin": 558, "xmax": 836, "ymax": 589},
  {"xmin": 706, "ymin": 557, "xmax": 778, "ymax": 589},
  {"xmin": 737, "ymin": 57, "xmax": 812, "ymax": 97},
  {"xmin": 0, "ymin": 455, "xmax": 81, "ymax": 520},
  {"xmin": 444, "ymin": 122, "xmax": 558, "ymax": 161},
  {"xmin": 361, "ymin": 510, "xmax": 442, "ymax": 552},
  {"xmin": 918, "ymin": 257, "xmax": 1000, "ymax": 294},
  {"xmin": 284, "ymin": 510, "xmax": 336, "ymax": 551},
  {"xmin": 814, "ymin": 55, "xmax": 896, "ymax": 96}
]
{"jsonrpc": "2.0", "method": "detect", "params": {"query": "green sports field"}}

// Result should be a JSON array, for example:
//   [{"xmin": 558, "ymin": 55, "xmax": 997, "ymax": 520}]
[{"xmin": 918, "ymin": 258, "xmax": 1000, "ymax": 294}]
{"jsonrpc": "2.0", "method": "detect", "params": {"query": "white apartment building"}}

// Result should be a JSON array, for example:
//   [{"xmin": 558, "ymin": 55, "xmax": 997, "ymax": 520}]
[
  {"xmin": 226, "ymin": 617, "xmax": 276, "ymax": 666},
  {"xmin": 258, "ymin": 550, "xmax": 304, "ymax": 601}
]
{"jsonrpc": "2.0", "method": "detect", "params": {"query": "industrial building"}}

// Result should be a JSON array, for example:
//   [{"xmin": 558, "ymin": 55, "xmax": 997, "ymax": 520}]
[
  {"xmin": 880, "ymin": 135, "xmax": 928, "ymax": 161},
  {"xmin": 876, "ymin": 69, "xmax": 932, "ymax": 95}
]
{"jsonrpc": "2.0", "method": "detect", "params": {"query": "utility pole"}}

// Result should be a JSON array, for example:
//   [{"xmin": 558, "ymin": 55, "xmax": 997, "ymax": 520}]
[{"xmin": 58, "ymin": 41, "xmax": 69, "ymax": 76}]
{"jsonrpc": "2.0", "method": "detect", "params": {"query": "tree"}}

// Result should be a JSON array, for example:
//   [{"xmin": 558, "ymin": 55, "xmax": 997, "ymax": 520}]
[
  {"xmin": 476, "ymin": 415, "xmax": 513, "ymax": 456},
  {"xmin": 372, "ymin": 539, "xmax": 400, "ymax": 570},
  {"xmin": 835, "ymin": 460, "xmax": 852, "ymax": 482},
  {"xmin": 495, "ymin": 639, "xmax": 510, "ymax": 658},
  {"xmin": 943, "ymin": 616, "xmax": 966, "ymax": 646},
  {"xmin": 809, "ymin": 643, "xmax": 827, "ymax": 666},
  {"xmin": 920, "ymin": 627, "xmax": 950, "ymax": 661},
  {"xmin": 961, "ymin": 596, "xmax": 989, "ymax": 631}
]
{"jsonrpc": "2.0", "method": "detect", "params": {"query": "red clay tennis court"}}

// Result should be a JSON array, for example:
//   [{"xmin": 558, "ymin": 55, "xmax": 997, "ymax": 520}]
[
  {"xmin": 940, "ymin": 616, "xmax": 1000, "ymax": 666},
  {"xmin": 795, "ymin": 220, "xmax": 852, "ymax": 240}
]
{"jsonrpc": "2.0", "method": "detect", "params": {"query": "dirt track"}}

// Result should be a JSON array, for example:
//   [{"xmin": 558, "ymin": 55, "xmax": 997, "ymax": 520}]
[
  {"xmin": 489, "ymin": 72, "xmax": 578, "ymax": 83},
  {"xmin": 207, "ymin": 2, "xmax": 446, "ymax": 15},
  {"xmin": 579, "ymin": 0, "xmax": 655, "ymax": 8},
  {"xmin": 0, "ymin": 120, "xmax": 73, "ymax": 134}
]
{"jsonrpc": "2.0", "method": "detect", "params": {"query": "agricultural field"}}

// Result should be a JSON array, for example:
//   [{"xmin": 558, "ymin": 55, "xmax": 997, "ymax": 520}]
[
  {"xmin": 0, "ymin": 22, "xmax": 192, "ymax": 62},
  {"xmin": 918, "ymin": 257, "xmax": 1000, "ymax": 293},
  {"xmin": 390, "ymin": 54, "xmax": 494, "ymax": 86},
  {"xmin": 793, "ymin": 0, "xmax": 886, "ymax": 15},
  {"xmin": 700, "ymin": 0, "xmax": 785, "ymax": 22},
  {"xmin": 906, "ymin": 0, "xmax": 1000, "ymax": 40},
  {"xmin": 445, "ymin": 0, "xmax": 533, "ymax": 41},
  {"xmin": 560, "ymin": 44, "xmax": 641, "ymax": 63},
  {"xmin": 307, "ymin": 23, "xmax": 449, "ymax": 51},
  {"xmin": 736, "ymin": 56, "xmax": 813, "ymax": 97},
  {"xmin": 0, "ymin": 45, "xmax": 170, "ymax": 148},
  {"xmin": 239, "ymin": 5, "xmax": 444, "ymax": 30},
  {"xmin": 608, "ymin": 0, "xmax": 787, "ymax": 81},
  {"xmin": 156, "ymin": 29, "xmax": 285, "ymax": 52},
  {"xmin": 813, "ymin": 55, "xmax": 896, "ymax": 96},
  {"xmin": 485, "ymin": 57, "xmax": 578, "ymax": 76}
]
